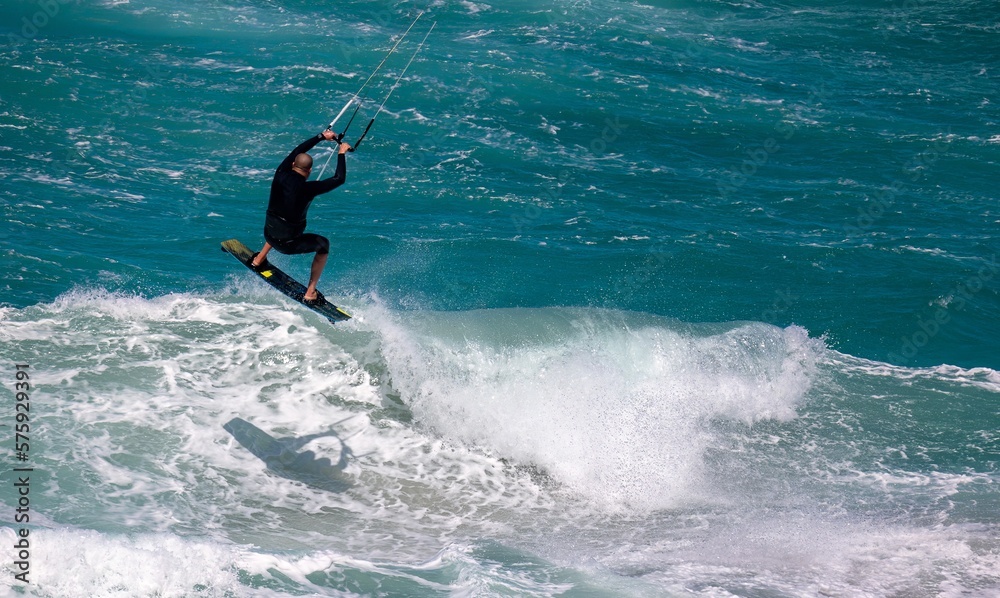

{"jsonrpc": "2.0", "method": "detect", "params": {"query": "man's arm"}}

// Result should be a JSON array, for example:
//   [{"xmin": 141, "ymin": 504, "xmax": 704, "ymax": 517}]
[
  {"xmin": 275, "ymin": 133, "xmax": 327, "ymax": 174},
  {"xmin": 307, "ymin": 141, "xmax": 351, "ymax": 195}
]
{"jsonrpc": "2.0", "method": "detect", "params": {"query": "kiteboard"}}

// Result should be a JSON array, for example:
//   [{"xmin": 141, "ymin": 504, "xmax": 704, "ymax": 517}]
[{"xmin": 220, "ymin": 238, "xmax": 351, "ymax": 323}]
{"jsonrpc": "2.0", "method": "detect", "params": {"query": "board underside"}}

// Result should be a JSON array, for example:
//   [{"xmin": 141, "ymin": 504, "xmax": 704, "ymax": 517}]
[{"xmin": 221, "ymin": 238, "xmax": 351, "ymax": 323}]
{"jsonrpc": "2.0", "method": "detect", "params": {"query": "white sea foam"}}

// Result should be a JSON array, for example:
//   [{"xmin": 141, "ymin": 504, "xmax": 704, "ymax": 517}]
[
  {"xmin": 368, "ymin": 304, "xmax": 824, "ymax": 511},
  {"xmin": 828, "ymin": 351, "xmax": 1000, "ymax": 393},
  {"xmin": 2, "ymin": 290, "xmax": 561, "ymax": 556},
  {"xmin": 3, "ymin": 291, "xmax": 997, "ymax": 596},
  {"xmin": 628, "ymin": 516, "xmax": 1000, "ymax": 597}
]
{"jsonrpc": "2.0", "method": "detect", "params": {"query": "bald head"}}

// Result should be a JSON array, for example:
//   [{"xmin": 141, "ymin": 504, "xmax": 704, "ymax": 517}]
[{"xmin": 292, "ymin": 152, "xmax": 313, "ymax": 175}]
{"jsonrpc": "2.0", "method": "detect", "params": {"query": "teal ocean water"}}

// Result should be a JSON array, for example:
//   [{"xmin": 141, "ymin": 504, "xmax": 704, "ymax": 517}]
[{"xmin": 2, "ymin": 1, "xmax": 998, "ymax": 596}]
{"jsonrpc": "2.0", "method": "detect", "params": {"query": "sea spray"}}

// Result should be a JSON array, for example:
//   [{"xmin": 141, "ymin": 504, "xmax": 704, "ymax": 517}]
[{"xmin": 370, "ymin": 305, "xmax": 825, "ymax": 510}]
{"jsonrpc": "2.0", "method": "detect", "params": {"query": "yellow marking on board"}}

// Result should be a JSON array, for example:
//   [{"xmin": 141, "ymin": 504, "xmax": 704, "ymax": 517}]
[{"xmin": 262, "ymin": 271, "xmax": 273, "ymax": 278}]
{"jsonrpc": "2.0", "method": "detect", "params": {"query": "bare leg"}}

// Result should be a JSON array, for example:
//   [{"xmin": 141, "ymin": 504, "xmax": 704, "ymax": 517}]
[
  {"xmin": 252, "ymin": 242, "xmax": 273, "ymax": 267},
  {"xmin": 303, "ymin": 252, "xmax": 328, "ymax": 301}
]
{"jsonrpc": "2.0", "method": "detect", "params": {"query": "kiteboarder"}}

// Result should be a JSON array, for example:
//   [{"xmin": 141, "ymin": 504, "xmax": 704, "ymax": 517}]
[{"xmin": 251, "ymin": 130, "xmax": 352, "ymax": 304}]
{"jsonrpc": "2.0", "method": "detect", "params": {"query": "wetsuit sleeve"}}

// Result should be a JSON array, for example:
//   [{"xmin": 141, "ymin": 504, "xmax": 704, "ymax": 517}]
[
  {"xmin": 275, "ymin": 134, "xmax": 325, "ymax": 174},
  {"xmin": 306, "ymin": 153, "xmax": 347, "ymax": 196}
]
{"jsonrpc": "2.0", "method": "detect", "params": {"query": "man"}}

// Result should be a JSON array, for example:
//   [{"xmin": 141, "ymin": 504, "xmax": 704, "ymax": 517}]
[{"xmin": 251, "ymin": 130, "xmax": 352, "ymax": 305}]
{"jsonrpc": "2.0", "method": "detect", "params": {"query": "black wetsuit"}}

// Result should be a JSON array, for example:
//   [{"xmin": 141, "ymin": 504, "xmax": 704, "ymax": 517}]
[{"xmin": 263, "ymin": 134, "xmax": 346, "ymax": 255}]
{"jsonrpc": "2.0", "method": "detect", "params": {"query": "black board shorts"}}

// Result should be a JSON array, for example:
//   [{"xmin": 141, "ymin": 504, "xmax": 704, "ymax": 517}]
[{"xmin": 264, "ymin": 221, "xmax": 329, "ymax": 255}]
